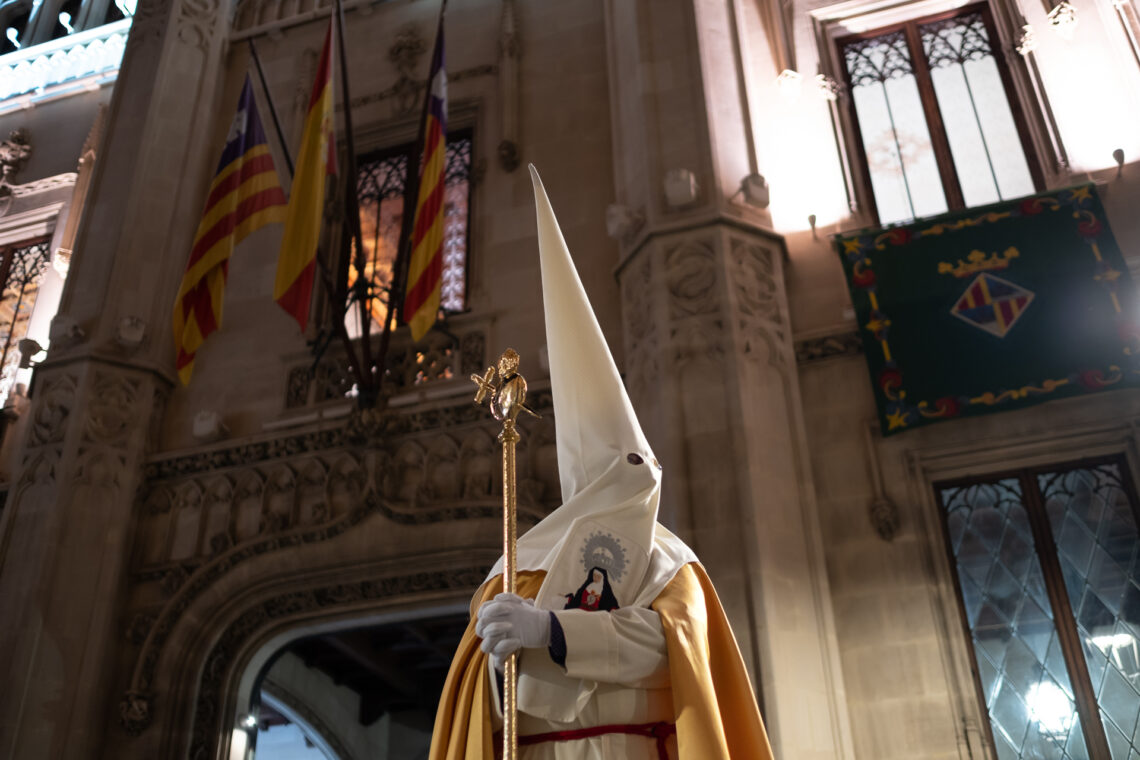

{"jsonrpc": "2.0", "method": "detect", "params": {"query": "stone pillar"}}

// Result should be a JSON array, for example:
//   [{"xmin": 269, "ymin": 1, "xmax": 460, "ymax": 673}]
[
  {"xmin": 0, "ymin": 0, "xmax": 234, "ymax": 754},
  {"xmin": 605, "ymin": 1, "xmax": 855, "ymax": 758}
]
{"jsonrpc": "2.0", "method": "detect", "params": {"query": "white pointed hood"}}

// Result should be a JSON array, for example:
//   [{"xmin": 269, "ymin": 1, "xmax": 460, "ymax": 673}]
[{"xmin": 487, "ymin": 166, "xmax": 694, "ymax": 618}]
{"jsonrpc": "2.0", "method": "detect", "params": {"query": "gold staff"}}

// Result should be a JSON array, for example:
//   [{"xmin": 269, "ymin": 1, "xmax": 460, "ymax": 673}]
[{"xmin": 470, "ymin": 348, "xmax": 538, "ymax": 760}]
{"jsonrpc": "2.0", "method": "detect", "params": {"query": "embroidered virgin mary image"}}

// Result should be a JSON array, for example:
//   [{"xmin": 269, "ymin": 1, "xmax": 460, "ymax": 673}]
[{"xmin": 564, "ymin": 567, "xmax": 619, "ymax": 611}]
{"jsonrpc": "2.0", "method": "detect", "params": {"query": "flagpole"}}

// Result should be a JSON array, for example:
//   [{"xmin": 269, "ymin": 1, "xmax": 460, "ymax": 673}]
[
  {"xmin": 332, "ymin": 0, "xmax": 376, "ymax": 402},
  {"xmin": 247, "ymin": 39, "xmax": 295, "ymax": 179},
  {"xmin": 390, "ymin": 3, "xmax": 440, "ymax": 327},
  {"xmin": 264, "ymin": 22, "xmax": 366, "ymax": 393},
  {"xmin": 377, "ymin": 0, "xmax": 447, "ymax": 399}
]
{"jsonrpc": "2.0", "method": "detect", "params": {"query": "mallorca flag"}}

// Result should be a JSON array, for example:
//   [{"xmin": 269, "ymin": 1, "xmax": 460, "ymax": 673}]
[
  {"xmin": 173, "ymin": 75, "xmax": 287, "ymax": 385},
  {"xmin": 275, "ymin": 23, "xmax": 336, "ymax": 330},
  {"xmin": 403, "ymin": 18, "xmax": 447, "ymax": 341}
]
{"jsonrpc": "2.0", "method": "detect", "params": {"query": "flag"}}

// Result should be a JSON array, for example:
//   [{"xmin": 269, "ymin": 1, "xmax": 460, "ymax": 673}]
[
  {"xmin": 173, "ymin": 75, "xmax": 287, "ymax": 385},
  {"xmin": 834, "ymin": 184, "xmax": 1139, "ymax": 436},
  {"xmin": 403, "ymin": 17, "xmax": 447, "ymax": 341},
  {"xmin": 275, "ymin": 23, "xmax": 336, "ymax": 330}
]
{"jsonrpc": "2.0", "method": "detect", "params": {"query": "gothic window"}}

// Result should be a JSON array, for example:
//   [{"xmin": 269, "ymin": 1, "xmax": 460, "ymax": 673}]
[
  {"xmin": 0, "ymin": 238, "xmax": 51, "ymax": 405},
  {"xmin": 346, "ymin": 131, "xmax": 472, "ymax": 339},
  {"xmin": 838, "ymin": 4, "xmax": 1042, "ymax": 226},
  {"xmin": 936, "ymin": 457, "xmax": 1140, "ymax": 760}
]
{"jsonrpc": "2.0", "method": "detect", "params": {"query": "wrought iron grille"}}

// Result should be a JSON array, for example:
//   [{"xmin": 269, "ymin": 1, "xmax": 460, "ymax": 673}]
[
  {"xmin": 842, "ymin": 31, "xmax": 915, "ymax": 87},
  {"xmin": 921, "ymin": 11, "xmax": 993, "ymax": 69},
  {"xmin": 350, "ymin": 134, "xmax": 472, "ymax": 337},
  {"xmin": 0, "ymin": 240, "xmax": 50, "ymax": 405}
]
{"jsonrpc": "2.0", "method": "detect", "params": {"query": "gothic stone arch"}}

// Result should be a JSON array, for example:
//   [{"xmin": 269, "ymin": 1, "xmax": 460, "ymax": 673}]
[{"xmin": 122, "ymin": 524, "xmax": 499, "ymax": 760}]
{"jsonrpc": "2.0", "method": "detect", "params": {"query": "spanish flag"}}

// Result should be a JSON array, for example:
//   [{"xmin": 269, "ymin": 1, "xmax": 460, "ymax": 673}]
[
  {"xmin": 173, "ymin": 75, "xmax": 287, "ymax": 385},
  {"xmin": 275, "ymin": 23, "xmax": 336, "ymax": 330},
  {"xmin": 403, "ymin": 17, "xmax": 447, "ymax": 341}
]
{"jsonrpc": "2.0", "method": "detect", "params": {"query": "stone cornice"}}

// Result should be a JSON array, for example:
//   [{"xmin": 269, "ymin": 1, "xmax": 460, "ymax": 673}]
[{"xmin": 614, "ymin": 211, "xmax": 788, "ymax": 279}]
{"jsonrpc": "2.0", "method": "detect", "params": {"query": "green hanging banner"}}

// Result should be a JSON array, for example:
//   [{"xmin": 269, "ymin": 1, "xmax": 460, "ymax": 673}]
[{"xmin": 835, "ymin": 184, "xmax": 1138, "ymax": 436}]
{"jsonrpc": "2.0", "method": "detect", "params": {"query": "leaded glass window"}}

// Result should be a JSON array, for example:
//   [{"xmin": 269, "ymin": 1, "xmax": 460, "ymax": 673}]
[
  {"xmin": 937, "ymin": 458, "xmax": 1140, "ymax": 760},
  {"xmin": 347, "ymin": 132, "xmax": 471, "ymax": 339},
  {"xmin": 0, "ymin": 239, "xmax": 50, "ymax": 405},
  {"xmin": 838, "ymin": 4, "xmax": 1040, "ymax": 226}
]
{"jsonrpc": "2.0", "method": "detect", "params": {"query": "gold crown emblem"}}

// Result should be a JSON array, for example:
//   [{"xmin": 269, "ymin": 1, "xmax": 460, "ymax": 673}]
[
  {"xmin": 938, "ymin": 247, "xmax": 1020, "ymax": 278},
  {"xmin": 581, "ymin": 532, "xmax": 628, "ymax": 583}
]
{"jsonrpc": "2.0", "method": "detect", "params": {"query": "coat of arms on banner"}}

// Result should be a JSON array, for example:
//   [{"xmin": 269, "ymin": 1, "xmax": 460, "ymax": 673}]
[{"xmin": 835, "ymin": 185, "xmax": 1139, "ymax": 436}]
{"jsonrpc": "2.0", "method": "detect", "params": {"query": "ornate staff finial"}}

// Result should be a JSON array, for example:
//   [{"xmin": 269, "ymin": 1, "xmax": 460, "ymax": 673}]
[{"xmin": 470, "ymin": 347, "xmax": 539, "ymax": 424}]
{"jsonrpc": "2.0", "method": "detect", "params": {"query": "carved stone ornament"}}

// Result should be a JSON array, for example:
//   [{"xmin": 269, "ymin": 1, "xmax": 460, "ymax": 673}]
[
  {"xmin": 115, "ymin": 316, "xmax": 147, "ymax": 353},
  {"xmin": 388, "ymin": 26, "xmax": 428, "ymax": 116},
  {"xmin": 119, "ymin": 691, "xmax": 153, "ymax": 735},
  {"xmin": 122, "ymin": 394, "xmax": 561, "ymax": 734},
  {"xmin": 84, "ymin": 372, "xmax": 140, "ymax": 447},
  {"xmin": 665, "ymin": 240, "xmax": 718, "ymax": 319},
  {"xmin": 29, "ymin": 374, "xmax": 76, "ymax": 447},
  {"xmin": 48, "ymin": 314, "xmax": 86, "ymax": 348},
  {"xmin": 663, "ymin": 168, "xmax": 699, "ymax": 208},
  {"xmin": 728, "ymin": 238, "xmax": 786, "ymax": 367},
  {"xmin": 0, "ymin": 129, "xmax": 32, "ymax": 187},
  {"xmin": 621, "ymin": 254, "xmax": 659, "ymax": 401},
  {"xmin": 605, "ymin": 204, "xmax": 645, "ymax": 243},
  {"xmin": 175, "ymin": 0, "xmax": 219, "ymax": 51},
  {"xmin": 498, "ymin": 139, "xmax": 520, "ymax": 172},
  {"xmin": 869, "ymin": 496, "xmax": 900, "ymax": 541},
  {"xmin": 389, "ymin": 26, "xmax": 427, "ymax": 73},
  {"xmin": 795, "ymin": 331, "xmax": 863, "ymax": 364},
  {"xmin": 125, "ymin": 0, "xmax": 172, "ymax": 53}
]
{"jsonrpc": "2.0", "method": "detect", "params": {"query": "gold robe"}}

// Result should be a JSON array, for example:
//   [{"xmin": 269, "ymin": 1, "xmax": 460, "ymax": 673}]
[{"xmin": 429, "ymin": 562, "xmax": 774, "ymax": 760}]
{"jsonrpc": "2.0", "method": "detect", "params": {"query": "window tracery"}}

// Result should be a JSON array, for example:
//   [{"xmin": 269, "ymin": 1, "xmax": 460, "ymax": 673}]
[{"xmin": 348, "ymin": 132, "xmax": 472, "ymax": 338}]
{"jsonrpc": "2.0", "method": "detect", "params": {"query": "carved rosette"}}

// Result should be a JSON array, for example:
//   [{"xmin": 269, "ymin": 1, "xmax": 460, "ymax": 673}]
[{"xmin": 664, "ymin": 238, "xmax": 727, "ymax": 369}]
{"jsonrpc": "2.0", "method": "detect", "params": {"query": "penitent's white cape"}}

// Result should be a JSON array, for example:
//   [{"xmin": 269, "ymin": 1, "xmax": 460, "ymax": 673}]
[
  {"xmin": 430, "ymin": 167, "xmax": 773, "ymax": 760},
  {"xmin": 486, "ymin": 167, "xmax": 695, "ymax": 609},
  {"xmin": 483, "ymin": 167, "xmax": 696, "ymax": 725}
]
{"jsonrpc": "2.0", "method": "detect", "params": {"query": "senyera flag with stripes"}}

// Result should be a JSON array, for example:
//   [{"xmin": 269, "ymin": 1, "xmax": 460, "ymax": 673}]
[
  {"xmin": 173, "ymin": 74, "xmax": 287, "ymax": 385},
  {"xmin": 403, "ymin": 18, "xmax": 446, "ymax": 342}
]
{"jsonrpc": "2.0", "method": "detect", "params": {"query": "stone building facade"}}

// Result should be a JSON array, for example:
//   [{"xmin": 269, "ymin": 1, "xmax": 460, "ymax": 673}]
[{"xmin": 0, "ymin": 0, "xmax": 1137, "ymax": 758}]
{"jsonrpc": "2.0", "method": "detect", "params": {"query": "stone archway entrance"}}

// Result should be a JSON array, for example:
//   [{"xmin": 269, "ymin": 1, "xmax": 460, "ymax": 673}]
[
  {"xmin": 242, "ymin": 611, "xmax": 470, "ymax": 760},
  {"xmin": 169, "ymin": 561, "xmax": 487, "ymax": 760}
]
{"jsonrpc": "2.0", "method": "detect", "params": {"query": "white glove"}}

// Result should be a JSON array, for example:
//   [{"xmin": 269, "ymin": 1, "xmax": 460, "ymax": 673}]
[{"xmin": 475, "ymin": 593, "xmax": 551, "ymax": 672}]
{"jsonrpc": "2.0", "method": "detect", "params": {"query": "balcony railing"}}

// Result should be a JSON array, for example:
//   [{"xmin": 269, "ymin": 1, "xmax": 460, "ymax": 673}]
[{"xmin": 0, "ymin": 18, "xmax": 131, "ymax": 104}]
